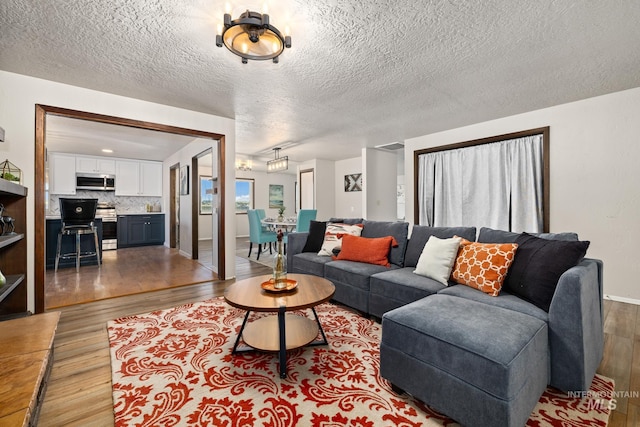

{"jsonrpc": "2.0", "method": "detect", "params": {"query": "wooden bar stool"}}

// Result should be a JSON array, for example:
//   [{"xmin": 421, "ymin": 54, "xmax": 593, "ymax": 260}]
[{"xmin": 55, "ymin": 198, "xmax": 101, "ymax": 272}]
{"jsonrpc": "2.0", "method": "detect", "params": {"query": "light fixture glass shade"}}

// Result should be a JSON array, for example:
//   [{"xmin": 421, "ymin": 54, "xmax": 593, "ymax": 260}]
[
  {"xmin": 266, "ymin": 148, "xmax": 288, "ymax": 173},
  {"xmin": 223, "ymin": 26, "xmax": 284, "ymax": 60},
  {"xmin": 216, "ymin": 10, "xmax": 291, "ymax": 63}
]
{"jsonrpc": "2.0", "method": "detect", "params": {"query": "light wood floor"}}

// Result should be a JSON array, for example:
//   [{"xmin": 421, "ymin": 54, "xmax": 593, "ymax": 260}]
[{"xmin": 37, "ymin": 247, "xmax": 639, "ymax": 425}]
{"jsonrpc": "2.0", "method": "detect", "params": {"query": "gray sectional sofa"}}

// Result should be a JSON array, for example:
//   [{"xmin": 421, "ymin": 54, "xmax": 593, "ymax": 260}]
[{"xmin": 286, "ymin": 220, "xmax": 604, "ymax": 427}]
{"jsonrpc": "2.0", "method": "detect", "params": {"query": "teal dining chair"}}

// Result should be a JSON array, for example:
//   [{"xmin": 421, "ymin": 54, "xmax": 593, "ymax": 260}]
[
  {"xmin": 247, "ymin": 209, "xmax": 277, "ymax": 260},
  {"xmin": 296, "ymin": 209, "xmax": 317, "ymax": 233}
]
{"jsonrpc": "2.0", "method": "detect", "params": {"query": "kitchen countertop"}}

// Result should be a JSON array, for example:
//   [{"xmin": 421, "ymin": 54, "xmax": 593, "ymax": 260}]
[
  {"xmin": 117, "ymin": 212, "xmax": 164, "ymax": 215},
  {"xmin": 46, "ymin": 212, "xmax": 164, "ymax": 219},
  {"xmin": 46, "ymin": 215, "xmax": 105, "ymax": 220}
]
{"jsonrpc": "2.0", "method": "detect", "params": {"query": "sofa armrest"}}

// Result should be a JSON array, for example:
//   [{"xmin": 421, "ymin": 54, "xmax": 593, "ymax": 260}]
[
  {"xmin": 286, "ymin": 232, "xmax": 309, "ymax": 271},
  {"xmin": 548, "ymin": 258, "xmax": 604, "ymax": 391}
]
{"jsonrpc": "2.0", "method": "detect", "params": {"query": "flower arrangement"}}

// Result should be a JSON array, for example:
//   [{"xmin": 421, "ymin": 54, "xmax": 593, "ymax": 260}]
[{"xmin": 278, "ymin": 206, "xmax": 286, "ymax": 216}]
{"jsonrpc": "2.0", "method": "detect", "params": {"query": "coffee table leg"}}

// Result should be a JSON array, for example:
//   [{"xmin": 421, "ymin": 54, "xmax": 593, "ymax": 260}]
[
  {"xmin": 232, "ymin": 311, "xmax": 251, "ymax": 354},
  {"xmin": 278, "ymin": 306, "xmax": 287, "ymax": 378},
  {"xmin": 310, "ymin": 307, "xmax": 329, "ymax": 346}
]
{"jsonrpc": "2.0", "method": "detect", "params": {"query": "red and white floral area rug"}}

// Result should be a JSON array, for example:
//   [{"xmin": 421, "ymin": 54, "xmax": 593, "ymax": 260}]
[{"xmin": 107, "ymin": 298, "xmax": 614, "ymax": 426}]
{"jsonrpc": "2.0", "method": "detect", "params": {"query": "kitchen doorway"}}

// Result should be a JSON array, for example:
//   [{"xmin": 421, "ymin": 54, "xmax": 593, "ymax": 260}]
[{"xmin": 34, "ymin": 105, "xmax": 227, "ymax": 313}]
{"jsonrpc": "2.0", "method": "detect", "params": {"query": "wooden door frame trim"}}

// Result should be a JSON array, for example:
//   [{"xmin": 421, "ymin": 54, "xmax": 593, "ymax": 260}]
[
  {"xmin": 191, "ymin": 148, "xmax": 213, "ymax": 261},
  {"xmin": 169, "ymin": 163, "xmax": 180, "ymax": 248},
  {"xmin": 34, "ymin": 104, "xmax": 227, "ymax": 313}
]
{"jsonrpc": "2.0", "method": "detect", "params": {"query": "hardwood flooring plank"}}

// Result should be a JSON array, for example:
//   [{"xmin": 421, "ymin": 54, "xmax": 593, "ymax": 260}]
[
  {"xmin": 604, "ymin": 301, "xmax": 637, "ymax": 339},
  {"xmin": 599, "ymin": 332, "xmax": 633, "ymax": 414},
  {"xmin": 626, "ymin": 403, "xmax": 640, "ymax": 427},
  {"xmin": 609, "ymin": 410, "xmax": 627, "ymax": 427},
  {"xmin": 628, "ymin": 335, "xmax": 640, "ymax": 409}
]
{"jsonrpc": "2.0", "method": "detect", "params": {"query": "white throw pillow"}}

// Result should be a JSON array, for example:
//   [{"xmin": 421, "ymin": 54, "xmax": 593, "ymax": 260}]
[
  {"xmin": 318, "ymin": 223, "xmax": 363, "ymax": 256},
  {"xmin": 413, "ymin": 236, "xmax": 462, "ymax": 285}
]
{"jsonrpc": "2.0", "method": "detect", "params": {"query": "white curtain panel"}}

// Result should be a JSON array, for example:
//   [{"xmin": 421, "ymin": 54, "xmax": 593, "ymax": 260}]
[{"xmin": 418, "ymin": 134, "xmax": 543, "ymax": 232}]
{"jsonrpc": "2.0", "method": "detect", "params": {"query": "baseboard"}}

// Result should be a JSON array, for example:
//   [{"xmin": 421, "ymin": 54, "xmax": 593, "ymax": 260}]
[
  {"xmin": 178, "ymin": 249, "xmax": 191, "ymax": 258},
  {"xmin": 604, "ymin": 294, "xmax": 640, "ymax": 306}
]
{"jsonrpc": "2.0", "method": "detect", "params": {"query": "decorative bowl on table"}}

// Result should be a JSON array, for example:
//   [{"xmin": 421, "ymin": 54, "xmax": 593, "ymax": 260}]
[{"xmin": 261, "ymin": 278, "xmax": 298, "ymax": 292}]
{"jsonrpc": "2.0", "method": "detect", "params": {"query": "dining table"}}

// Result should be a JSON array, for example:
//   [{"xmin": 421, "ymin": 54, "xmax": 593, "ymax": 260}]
[{"xmin": 261, "ymin": 218, "xmax": 298, "ymax": 233}]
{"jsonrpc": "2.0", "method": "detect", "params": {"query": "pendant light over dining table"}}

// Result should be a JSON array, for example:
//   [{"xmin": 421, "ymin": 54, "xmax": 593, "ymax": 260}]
[
  {"xmin": 216, "ymin": 10, "xmax": 291, "ymax": 63},
  {"xmin": 267, "ymin": 148, "xmax": 288, "ymax": 173}
]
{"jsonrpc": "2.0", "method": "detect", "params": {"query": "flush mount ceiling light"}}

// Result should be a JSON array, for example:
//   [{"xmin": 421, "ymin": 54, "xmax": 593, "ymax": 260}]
[
  {"xmin": 215, "ymin": 10, "xmax": 291, "ymax": 64},
  {"xmin": 267, "ymin": 147, "xmax": 288, "ymax": 173}
]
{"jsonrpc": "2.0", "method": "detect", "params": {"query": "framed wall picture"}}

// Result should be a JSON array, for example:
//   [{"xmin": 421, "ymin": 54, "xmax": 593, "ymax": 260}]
[
  {"xmin": 269, "ymin": 184, "xmax": 284, "ymax": 209},
  {"xmin": 199, "ymin": 176, "xmax": 213, "ymax": 215},
  {"xmin": 180, "ymin": 165, "xmax": 189, "ymax": 195},
  {"xmin": 345, "ymin": 173, "xmax": 362, "ymax": 192}
]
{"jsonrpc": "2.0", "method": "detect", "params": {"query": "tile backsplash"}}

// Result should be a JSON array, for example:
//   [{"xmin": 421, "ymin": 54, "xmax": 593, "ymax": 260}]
[{"xmin": 48, "ymin": 191, "xmax": 162, "ymax": 215}]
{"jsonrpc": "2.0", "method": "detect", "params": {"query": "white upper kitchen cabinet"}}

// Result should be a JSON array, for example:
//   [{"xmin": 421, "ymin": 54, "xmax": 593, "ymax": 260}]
[
  {"xmin": 139, "ymin": 161, "xmax": 162, "ymax": 197},
  {"xmin": 115, "ymin": 160, "xmax": 140, "ymax": 196},
  {"xmin": 49, "ymin": 153, "xmax": 77, "ymax": 195},
  {"xmin": 76, "ymin": 156, "xmax": 116, "ymax": 175},
  {"xmin": 115, "ymin": 160, "xmax": 162, "ymax": 196}
]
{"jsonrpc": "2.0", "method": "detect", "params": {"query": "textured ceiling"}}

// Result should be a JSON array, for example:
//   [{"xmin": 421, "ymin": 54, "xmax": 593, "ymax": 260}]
[{"xmin": 2, "ymin": 0, "xmax": 640, "ymax": 163}]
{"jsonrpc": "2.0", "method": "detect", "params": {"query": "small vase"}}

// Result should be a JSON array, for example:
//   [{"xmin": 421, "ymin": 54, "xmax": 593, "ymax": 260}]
[
  {"xmin": 273, "ymin": 230, "xmax": 287, "ymax": 288},
  {"xmin": 277, "ymin": 214, "xmax": 284, "ymax": 222}
]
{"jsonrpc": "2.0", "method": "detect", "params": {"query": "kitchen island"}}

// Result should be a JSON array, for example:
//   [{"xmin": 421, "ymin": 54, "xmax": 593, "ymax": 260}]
[{"xmin": 44, "ymin": 218, "xmax": 103, "ymax": 270}]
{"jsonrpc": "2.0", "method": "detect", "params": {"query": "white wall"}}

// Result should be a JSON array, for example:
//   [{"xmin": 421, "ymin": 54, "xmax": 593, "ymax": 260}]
[
  {"xmin": 0, "ymin": 70, "xmax": 236, "ymax": 310},
  {"xmin": 363, "ymin": 148, "xmax": 398, "ymax": 221},
  {"xmin": 334, "ymin": 157, "xmax": 363, "ymax": 218},
  {"xmin": 405, "ymin": 86, "xmax": 640, "ymax": 303},
  {"xmin": 235, "ymin": 170, "xmax": 296, "ymax": 236}
]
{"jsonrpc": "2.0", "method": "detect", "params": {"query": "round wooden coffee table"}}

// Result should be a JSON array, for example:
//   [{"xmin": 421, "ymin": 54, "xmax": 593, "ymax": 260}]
[{"xmin": 224, "ymin": 273, "xmax": 335, "ymax": 378}]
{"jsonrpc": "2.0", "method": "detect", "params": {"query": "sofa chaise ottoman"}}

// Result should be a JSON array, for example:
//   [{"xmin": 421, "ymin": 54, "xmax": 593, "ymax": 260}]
[{"xmin": 381, "ymin": 294, "xmax": 549, "ymax": 427}]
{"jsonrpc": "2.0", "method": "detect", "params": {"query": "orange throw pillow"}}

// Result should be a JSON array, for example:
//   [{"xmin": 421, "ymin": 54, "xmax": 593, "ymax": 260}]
[
  {"xmin": 451, "ymin": 238, "xmax": 518, "ymax": 296},
  {"xmin": 334, "ymin": 234, "xmax": 398, "ymax": 267}
]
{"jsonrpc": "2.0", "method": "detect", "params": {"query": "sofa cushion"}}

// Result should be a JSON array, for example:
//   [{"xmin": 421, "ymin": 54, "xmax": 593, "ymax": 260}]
[
  {"xmin": 334, "ymin": 234, "xmax": 398, "ymax": 267},
  {"xmin": 325, "ymin": 260, "xmax": 394, "ymax": 292},
  {"xmin": 504, "ymin": 233, "xmax": 590, "ymax": 311},
  {"xmin": 451, "ymin": 238, "xmax": 518, "ymax": 296},
  {"xmin": 438, "ymin": 285, "xmax": 549, "ymax": 323},
  {"xmin": 404, "ymin": 226, "xmax": 477, "ymax": 268},
  {"xmin": 477, "ymin": 227, "xmax": 579, "ymax": 243},
  {"xmin": 413, "ymin": 236, "xmax": 461, "ymax": 285},
  {"xmin": 290, "ymin": 253, "xmax": 334, "ymax": 277},
  {"xmin": 371, "ymin": 267, "xmax": 446, "ymax": 303},
  {"xmin": 302, "ymin": 220, "xmax": 327, "ymax": 253},
  {"xmin": 361, "ymin": 220, "xmax": 409, "ymax": 267},
  {"xmin": 318, "ymin": 223, "xmax": 363, "ymax": 256}
]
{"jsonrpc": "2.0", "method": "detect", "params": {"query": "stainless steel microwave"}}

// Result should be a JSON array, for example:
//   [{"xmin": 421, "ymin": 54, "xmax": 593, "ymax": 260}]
[{"xmin": 76, "ymin": 173, "xmax": 115, "ymax": 191}]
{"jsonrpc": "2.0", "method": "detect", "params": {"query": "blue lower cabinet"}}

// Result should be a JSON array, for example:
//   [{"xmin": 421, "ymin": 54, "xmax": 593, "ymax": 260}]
[
  {"xmin": 117, "ymin": 214, "xmax": 164, "ymax": 248},
  {"xmin": 45, "ymin": 219, "xmax": 103, "ymax": 270}
]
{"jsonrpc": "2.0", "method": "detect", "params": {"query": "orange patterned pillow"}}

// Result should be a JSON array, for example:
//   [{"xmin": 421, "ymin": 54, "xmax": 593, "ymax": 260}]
[{"xmin": 451, "ymin": 238, "xmax": 518, "ymax": 296}]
